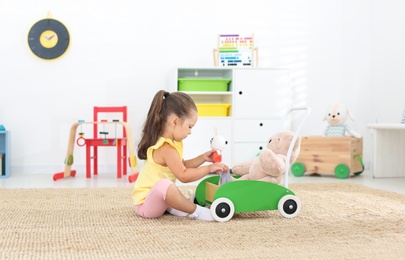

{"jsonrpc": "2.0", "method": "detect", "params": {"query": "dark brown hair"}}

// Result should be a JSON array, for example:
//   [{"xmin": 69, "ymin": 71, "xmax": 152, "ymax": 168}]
[{"xmin": 137, "ymin": 90, "xmax": 197, "ymax": 160}]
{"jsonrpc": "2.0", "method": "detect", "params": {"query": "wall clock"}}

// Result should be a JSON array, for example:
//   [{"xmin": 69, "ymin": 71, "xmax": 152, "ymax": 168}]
[{"xmin": 27, "ymin": 18, "xmax": 70, "ymax": 60}]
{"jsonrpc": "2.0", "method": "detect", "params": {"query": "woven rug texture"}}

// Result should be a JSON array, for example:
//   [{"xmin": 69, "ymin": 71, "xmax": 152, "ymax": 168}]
[{"xmin": 1, "ymin": 183, "xmax": 405, "ymax": 259}]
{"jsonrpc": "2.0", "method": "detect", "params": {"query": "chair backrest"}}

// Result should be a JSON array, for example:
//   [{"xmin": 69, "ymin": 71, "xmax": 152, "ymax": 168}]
[{"xmin": 93, "ymin": 106, "xmax": 127, "ymax": 139}]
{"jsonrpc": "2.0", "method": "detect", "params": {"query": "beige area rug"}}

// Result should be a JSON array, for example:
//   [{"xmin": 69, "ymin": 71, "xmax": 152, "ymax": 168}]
[{"xmin": 1, "ymin": 183, "xmax": 405, "ymax": 260}]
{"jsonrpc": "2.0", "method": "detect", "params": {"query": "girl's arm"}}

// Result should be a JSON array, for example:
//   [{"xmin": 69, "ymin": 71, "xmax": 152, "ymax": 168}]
[
  {"xmin": 183, "ymin": 149, "xmax": 216, "ymax": 168},
  {"xmin": 155, "ymin": 144, "xmax": 228, "ymax": 183}
]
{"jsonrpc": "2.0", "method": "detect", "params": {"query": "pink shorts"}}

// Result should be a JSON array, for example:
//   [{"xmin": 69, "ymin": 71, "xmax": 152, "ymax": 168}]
[{"xmin": 134, "ymin": 179, "xmax": 174, "ymax": 218}]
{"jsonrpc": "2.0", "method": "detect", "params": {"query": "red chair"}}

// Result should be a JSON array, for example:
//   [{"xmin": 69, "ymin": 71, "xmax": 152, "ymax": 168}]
[{"xmin": 85, "ymin": 106, "xmax": 128, "ymax": 178}]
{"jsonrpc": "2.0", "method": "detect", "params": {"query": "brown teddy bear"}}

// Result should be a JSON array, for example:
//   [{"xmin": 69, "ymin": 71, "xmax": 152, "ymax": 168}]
[{"xmin": 231, "ymin": 131, "xmax": 301, "ymax": 185}]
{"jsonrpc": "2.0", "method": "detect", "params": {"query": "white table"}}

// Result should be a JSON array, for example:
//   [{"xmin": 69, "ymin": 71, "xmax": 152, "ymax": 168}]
[{"xmin": 368, "ymin": 123, "xmax": 405, "ymax": 177}]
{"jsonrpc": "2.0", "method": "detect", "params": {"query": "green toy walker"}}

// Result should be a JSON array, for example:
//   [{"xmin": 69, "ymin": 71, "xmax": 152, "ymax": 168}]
[{"xmin": 194, "ymin": 107, "xmax": 311, "ymax": 222}]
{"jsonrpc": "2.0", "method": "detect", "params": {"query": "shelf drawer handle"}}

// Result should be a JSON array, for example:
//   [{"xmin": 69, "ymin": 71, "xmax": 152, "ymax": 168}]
[
  {"xmin": 259, "ymin": 123, "xmax": 263, "ymax": 127},
  {"xmin": 239, "ymin": 91, "xmax": 243, "ymax": 95}
]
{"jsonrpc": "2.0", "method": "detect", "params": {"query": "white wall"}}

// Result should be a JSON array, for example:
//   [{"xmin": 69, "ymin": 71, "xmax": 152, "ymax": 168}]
[
  {"xmin": 370, "ymin": 0, "xmax": 405, "ymax": 122},
  {"xmin": 0, "ymin": 0, "xmax": 402, "ymax": 175}
]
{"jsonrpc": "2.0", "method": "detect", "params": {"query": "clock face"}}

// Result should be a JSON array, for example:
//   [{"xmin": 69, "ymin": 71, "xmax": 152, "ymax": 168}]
[{"xmin": 27, "ymin": 18, "xmax": 70, "ymax": 60}]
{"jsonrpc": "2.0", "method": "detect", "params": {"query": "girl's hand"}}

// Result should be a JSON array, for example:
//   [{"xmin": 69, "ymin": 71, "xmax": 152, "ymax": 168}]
[
  {"xmin": 203, "ymin": 149, "xmax": 217, "ymax": 163},
  {"xmin": 209, "ymin": 162, "xmax": 229, "ymax": 174}
]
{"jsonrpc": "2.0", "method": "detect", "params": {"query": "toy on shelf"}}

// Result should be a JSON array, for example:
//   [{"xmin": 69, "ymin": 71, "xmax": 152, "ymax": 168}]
[
  {"xmin": 0, "ymin": 125, "xmax": 5, "ymax": 131},
  {"xmin": 213, "ymin": 34, "xmax": 258, "ymax": 67},
  {"xmin": 194, "ymin": 107, "xmax": 310, "ymax": 222},
  {"xmin": 323, "ymin": 103, "xmax": 361, "ymax": 138}
]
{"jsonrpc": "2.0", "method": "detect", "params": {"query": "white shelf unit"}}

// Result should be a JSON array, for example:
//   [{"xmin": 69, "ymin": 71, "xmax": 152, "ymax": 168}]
[
  {"xmin": 176, "ymin": 68, "xmax": 234, "ymax": 116},
  {"xmin": 172, "ymin": 67, "xmax": 290, "ymax": 166}
]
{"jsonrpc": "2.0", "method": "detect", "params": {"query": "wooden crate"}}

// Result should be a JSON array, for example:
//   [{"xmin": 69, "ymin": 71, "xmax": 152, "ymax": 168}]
[{"xmin": 294, "ymin": 136, "xmax": 363, "ymax": 176}]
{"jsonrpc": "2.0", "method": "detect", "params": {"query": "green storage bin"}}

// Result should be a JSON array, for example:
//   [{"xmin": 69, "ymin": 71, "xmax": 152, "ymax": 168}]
[{"xmin": 178, "ymin": 78, "xmax": 231, "ymax": 91}]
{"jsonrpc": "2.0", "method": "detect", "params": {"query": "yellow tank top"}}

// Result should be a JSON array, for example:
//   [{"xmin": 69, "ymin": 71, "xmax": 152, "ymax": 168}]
[{"xmin": 132, "ymin": 137, "xmax": 183, "ymax": 205}]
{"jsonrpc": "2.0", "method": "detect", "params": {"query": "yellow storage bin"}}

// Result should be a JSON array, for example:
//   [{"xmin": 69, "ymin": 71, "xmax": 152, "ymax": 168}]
[{"xmin": 196, "ymin": 104, "xmax": 231, "ymax": 117}]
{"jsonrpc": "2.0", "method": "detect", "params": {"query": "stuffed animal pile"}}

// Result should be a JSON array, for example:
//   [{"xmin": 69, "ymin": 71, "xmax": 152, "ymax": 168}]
[
  {"xmin": 323, "ymin": 103, "xmax": 361, "ymax": 138},
  {"xmin": 232, "ymin": 131, "xmax": 301, "ymax": 185}
]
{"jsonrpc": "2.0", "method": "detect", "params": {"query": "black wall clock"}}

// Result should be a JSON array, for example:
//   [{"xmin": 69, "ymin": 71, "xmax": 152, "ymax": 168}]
[{"xmin": 27, "ymin": 18, "xmax": 70, "ymax": 60}]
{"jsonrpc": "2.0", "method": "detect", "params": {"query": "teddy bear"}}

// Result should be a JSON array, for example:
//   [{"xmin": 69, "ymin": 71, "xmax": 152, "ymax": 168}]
[
  {"xmin": 231, "ymin": 130, "xmax": 301, "ymax": 185},
  {"xmin": 323, "ymin": 103, "xmax": 361, "ymax": 138}
]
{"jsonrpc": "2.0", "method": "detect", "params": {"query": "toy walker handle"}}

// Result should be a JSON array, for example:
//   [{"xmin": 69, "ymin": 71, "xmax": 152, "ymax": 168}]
[{"xmin": 283, "ymin": 106, "xmax": 311, "ymax": 188}]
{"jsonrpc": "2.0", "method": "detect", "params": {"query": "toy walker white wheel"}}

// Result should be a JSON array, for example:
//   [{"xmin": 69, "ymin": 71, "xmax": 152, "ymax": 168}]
[
  {"xmin": 278, "ymin": 195, "xmax": 301, "ymax": 218},
  {"xmin": 210, "ymin": 197, "xmax": 235, "ymax": 222}
]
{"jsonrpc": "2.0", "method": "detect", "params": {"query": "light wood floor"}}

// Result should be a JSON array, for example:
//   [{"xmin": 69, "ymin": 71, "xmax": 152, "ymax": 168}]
[{"xmin": 1, "ymin": 170, "xmax": 404, "ymax": 195}]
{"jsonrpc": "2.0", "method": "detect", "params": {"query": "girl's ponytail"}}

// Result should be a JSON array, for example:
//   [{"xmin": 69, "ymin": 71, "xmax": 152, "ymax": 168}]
[
  {"xmin": 138, "ymin": 90, "xmax": 197, "ymax": 160},
  {"xmin": 138, "ymin": 90, "xmax": 166, "ymax": 159}
]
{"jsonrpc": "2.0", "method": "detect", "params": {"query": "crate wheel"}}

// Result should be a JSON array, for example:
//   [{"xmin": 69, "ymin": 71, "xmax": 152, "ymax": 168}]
[
  {"xmin": 334, "ymin": 164, "xmax": 350, "ymax": 179},
  {"xmin": 278, "ymin": 195, "xmax": 301, "ymax": 218},
  {"xmin": 354, "ymin": 154, "xmax": 365, "ymax": 175},
  {"xmin": 291, "ymin": 162, "xmax": 306, "ymax": 177},
  {"xmin": 210, "ymin": 198, "xmax": 235, "ymax": 222}
]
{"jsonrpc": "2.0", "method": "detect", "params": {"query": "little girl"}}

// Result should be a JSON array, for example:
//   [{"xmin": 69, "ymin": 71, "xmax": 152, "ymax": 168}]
[{"xmin": 132, "ymin": 90, "xmax": 229, "ymax": 221}]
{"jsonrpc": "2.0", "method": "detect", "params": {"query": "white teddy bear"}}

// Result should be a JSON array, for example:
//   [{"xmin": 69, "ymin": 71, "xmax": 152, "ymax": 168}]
[
  {"xmin": 323, "ymin": 103, "xmax": 361, "ymax": 138},
  {"xmin": 209, "ymin": 127, "xmax": 232, "ymax": 185}
]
